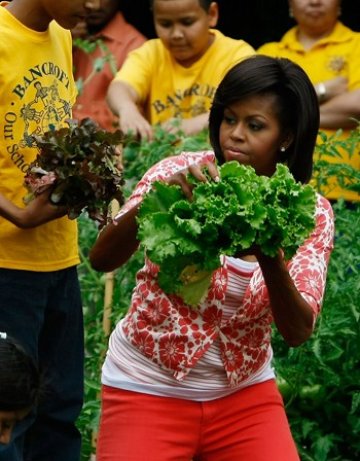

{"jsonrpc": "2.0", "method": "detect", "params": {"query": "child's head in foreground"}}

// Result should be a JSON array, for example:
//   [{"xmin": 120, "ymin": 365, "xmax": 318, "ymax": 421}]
[{"xmin": 0, "ymin": 333, "xmax": 40, "ymax": 446}]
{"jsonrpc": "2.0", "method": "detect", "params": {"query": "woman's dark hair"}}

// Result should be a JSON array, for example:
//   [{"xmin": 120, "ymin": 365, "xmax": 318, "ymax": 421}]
[
  {"xmin": 0, "ymin": 335, "xmax": 41, "ymax": 411},
  {"xmin": 209, "ymin": 54, "xmax": 320, "ymax": 183}
]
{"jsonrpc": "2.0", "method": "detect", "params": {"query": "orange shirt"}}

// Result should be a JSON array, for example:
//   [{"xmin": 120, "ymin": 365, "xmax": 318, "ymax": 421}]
[{"xmin": 72, "ymin": 12, "xmax": 146, "ymax": 132}]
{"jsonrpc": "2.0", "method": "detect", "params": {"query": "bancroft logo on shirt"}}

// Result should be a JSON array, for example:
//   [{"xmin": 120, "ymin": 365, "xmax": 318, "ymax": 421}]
[{"xmin": 3, "ymin": 62, "xmax": 72, "ymax": 174}]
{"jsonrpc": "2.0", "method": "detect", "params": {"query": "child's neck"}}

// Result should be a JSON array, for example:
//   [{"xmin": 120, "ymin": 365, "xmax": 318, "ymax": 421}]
[
  {"xmin": 175, "ymin": 31, "xmax": 215, "ymax": 68},
  {"xmin": 6, "ymin": 0, "xmax": 51, "ymax": 32}
]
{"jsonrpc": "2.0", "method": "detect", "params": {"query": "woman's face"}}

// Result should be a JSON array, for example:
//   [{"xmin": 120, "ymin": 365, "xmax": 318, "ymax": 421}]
[
  {"xmin": 219, "ymin": 94, "xmax": 287, "ymax": 177},
  {"xmin": 289, "ymin": 0, "xmax": 340, "ymax": 33}
]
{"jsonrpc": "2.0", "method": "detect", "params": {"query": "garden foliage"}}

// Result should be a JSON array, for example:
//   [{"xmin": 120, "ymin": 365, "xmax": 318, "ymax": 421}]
[{"xmin": 73, "ymin": 37, "xmax": 117, "ymax": 96}]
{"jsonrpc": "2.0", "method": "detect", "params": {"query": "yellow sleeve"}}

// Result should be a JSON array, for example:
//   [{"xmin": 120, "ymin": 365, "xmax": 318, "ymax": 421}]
[
  {"xmin": 348, "ymin": 34, "xmax": 360, "ymax": 89},
  {"xmin": 257, "ymin": 42, "xmax": 282, "ymax": 56},
  {"xmin": 113, "ymin": 40, "xmax": 160, "ymax": 103}
]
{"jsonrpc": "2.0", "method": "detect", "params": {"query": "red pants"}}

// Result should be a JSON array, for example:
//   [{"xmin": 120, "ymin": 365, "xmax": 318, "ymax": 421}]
[{"xmin": 97, "ymin": 379, "xmax": 300, "ymax": 461}]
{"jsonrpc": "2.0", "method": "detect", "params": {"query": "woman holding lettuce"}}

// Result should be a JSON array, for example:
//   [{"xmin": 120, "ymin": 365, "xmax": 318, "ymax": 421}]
[{"xmin": 90, "ymin": 55, "xmax": 334, "ymax": 461}]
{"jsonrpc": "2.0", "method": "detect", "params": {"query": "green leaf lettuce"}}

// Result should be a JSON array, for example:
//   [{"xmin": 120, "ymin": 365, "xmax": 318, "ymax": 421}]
[{"xmin": 137, "ymin": 161, "xmax": 316, "ymax": 306}]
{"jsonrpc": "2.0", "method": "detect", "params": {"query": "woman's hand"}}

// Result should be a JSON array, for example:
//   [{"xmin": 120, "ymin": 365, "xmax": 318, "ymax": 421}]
[
  {"xmin": 166, "ymin": 162, "xmax": 220, "ymax": 200},
  {"xmin": 234, "ymin": 244, "xmax": 314, "ymax": 346}
]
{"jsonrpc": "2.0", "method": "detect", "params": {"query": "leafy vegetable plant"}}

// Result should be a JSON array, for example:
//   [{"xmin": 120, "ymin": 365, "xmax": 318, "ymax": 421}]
[
  {"xmin": 24, "ymin": 118, "xmax": 124, "ymax": 228},
  {"xmin": 137, "ymin": 161, "xmax": 316, "ymax": 306},
  {"xmin": 313, "ymin": 125, "xmax": 360, "ymax": 196},
  {"xmin": 73, "ymin": 37, "xmax": 117, "ymax": 96}
]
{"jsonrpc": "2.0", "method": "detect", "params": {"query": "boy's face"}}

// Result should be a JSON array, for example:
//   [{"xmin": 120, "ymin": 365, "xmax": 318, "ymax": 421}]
[
  {"xmin": 40, "ymin": 0, "xmax": 101, "ymax": 30},
  {"xmin": 153, "ymin": 0, "xmax": 218, "ymax": 67},
  {"xmin": 86, "ymin": 0, "xmax": 119, "ymax": 33}
]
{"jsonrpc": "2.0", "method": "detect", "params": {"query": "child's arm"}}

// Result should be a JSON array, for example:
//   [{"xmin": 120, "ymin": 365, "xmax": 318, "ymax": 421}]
[
  {"xmin": 162, "ymin": 113, "xmax": 210, "ymax": 137},
  {"xmin": 107, "ymin": 80, "xmax": 153, "ymax": 140},
  {"xmin": 0, "ymin": 191, "xmax": 67, "ymax": 229}
]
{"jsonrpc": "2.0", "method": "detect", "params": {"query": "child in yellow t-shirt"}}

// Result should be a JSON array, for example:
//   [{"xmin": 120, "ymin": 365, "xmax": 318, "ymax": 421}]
[
  {"xmin": 107, "ymin": 0, "xmax": 255, "ymax": 140},
  {"xmin": 0, "ymin": 0, "xmax": 101, "ymax": 460}
]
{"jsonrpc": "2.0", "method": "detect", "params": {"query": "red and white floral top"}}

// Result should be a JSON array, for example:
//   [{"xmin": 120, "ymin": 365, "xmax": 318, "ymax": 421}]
[{"xmin": 114, "ymin": 152, "xmax": 335, "ymax": 387}]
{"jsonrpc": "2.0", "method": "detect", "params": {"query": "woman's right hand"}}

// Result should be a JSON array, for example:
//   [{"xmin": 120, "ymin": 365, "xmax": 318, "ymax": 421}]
[{"xmin": 166, "ymin": 162, "xmax": 220, "ymax": 200}]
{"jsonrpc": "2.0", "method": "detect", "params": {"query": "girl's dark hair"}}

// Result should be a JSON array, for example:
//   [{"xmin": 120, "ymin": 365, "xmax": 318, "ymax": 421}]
[
  {"xmin": 209, "ymin": 54, "xmax": 320, "ymax": 184},
  {"xmin": 150, "ymin": 0, "xmax": 213, "ymax": 11},
  {"xmin": 0, "ymin": 335, "xmax": 41, "ymax": 411}
]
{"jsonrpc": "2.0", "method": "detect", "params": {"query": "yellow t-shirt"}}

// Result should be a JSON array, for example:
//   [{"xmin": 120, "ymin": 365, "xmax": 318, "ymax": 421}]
[
  {"xmin": 0, "ymin": 5, "xmax": 80, "ymax": 271},
  {"xmin": 258, "ymin": 22, "xmax": 360, "ymax": 201},
  {"xmin": 114, "ymin": 29, "xmax": 255, "ymax": 124}
]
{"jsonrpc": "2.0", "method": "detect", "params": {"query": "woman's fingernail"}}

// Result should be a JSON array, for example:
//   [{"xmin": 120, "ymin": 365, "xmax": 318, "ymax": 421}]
[{"xmin": 214, "ymin": 176, "xmax": 220, "ymax": 182}]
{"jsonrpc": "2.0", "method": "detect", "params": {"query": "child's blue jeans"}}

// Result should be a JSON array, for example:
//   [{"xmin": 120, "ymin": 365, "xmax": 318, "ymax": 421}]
[{"xmin": 0, "ymin": 267, "xmax": 84, "ymax": 461}]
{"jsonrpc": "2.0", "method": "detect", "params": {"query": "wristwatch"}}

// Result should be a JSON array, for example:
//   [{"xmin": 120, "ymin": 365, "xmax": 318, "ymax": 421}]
[{"xmin": 316, "ymin": 82, "xmax": 326, "ymax": 103}]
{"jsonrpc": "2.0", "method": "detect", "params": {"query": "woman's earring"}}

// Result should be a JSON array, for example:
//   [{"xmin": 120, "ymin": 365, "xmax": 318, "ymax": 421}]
[
  {"xmin": 289, "ymin": 7, "xmax": 294, "ymax": 18},
  {"xmin": 280, "ymin": 146, "xmax": 286, "ymax": 152}
]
